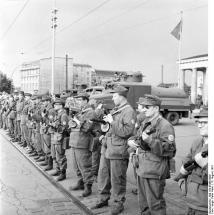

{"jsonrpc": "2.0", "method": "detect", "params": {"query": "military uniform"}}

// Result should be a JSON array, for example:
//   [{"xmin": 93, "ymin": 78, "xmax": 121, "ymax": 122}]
[
  {"xmin": 16, "ymin": 92, "xmax": 25, "ymax": 142},
  {"xmin": 51, "ymin": 98, "xmax": 69, "ymax": 181},
  {"xmin": 178, "ymin": 108, "xmax": 208, "ymax": 215},
  {"xmin": 94, "ymin": 86, "xmax": 136, "ymax": 215},
  {"xmin": 69, "ymin": 92, "xmax": 97, "ymax": 197},
  {"xmin": 129, "ymin": 95, "xmax": 176, "ymax": 215}
]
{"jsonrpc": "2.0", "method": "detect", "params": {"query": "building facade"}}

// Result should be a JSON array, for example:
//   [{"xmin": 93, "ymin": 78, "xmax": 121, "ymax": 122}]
[
  {"xmin": 20, "ymin": 58, "xmax": 94, "ymax": 94},
  {"xmin": 178, "ymin": 54, "xmax": 208, "ymax": 105}
]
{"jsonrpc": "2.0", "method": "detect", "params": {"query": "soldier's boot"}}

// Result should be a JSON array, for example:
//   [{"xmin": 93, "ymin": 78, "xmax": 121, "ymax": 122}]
[
  {"xmin": 50, "ymin": 167, "xmax": 60, "ymax": 176},
  {"xmin": 82, "ymin": 184, "xmax": 92, "ymax": 197},
  {"xmin": 36, "ymin": 156, "xmax": 45, "ymax": 162},
  {"xmin": 110, "ymin": 202, "xmax": 124, "ymax": 215},
  {"xmin": 56, "ymin": 170, "xmax": 66, "ymax": 181},
  {"xmin": 91, "ymin": 200, "xmax": 109, "ymax": 209},
  {"xmin": 38, "ymin": 155, "xmax": 48, "ymax": 166},
  {"xmin": 69, "ymin": 180, "xmax": 84, "ymax": 191},
  {"xmin": 20, "ymin": 141, "xmax": 27, "ymax": 148},
  {"xmin": 29, "ymin": 151, "xmax": 38, "ymax": 157},
  {"xmin": 44, "ymin": 157, "xmax": 53, "ymax": 171}
]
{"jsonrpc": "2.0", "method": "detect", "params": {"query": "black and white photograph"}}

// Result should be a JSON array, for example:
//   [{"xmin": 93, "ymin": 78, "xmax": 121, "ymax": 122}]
[{"xmin": 0, "ymin": 0, "xmax": 211, "ymax": 214}]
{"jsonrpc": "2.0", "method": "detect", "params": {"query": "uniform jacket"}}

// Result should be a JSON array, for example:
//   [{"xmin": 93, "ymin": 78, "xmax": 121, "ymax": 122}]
[
  {"xmin": 104, "ymin": 103, "xmax": 136, "ymax": 160},
  {"xmin": 53, "ymin": 109, "xmax": 69, "ymax": 148},
  {"xmin": 134, "ymin": 115, "xmax": 176, "ymax": 179},
  {"xmin": 69, "ymin": 105, "xmax": 96, "ymax": 149},
  {"xmin": 182, "ymin": 137, "xmax": 208, "ymax": 212},
  {"xmin": 16, "ymin": 98, "xmax": 25, "ymax": 120}
]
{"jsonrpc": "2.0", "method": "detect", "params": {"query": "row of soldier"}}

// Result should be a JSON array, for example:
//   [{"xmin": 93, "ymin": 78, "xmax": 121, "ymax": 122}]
[{"xmin": 0, "ymin": 87, "xmax": 208, "ymax": 215}]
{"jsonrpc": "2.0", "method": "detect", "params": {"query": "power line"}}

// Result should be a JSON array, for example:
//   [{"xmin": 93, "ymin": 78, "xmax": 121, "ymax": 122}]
[
  {"xmin": 0, "ymin": 0, "xmax": 30, "ymax": 41},
  {"xmin": 25, "ymin": 0, "xmax": 112, "ymax": 54},
  {"xmin": 31, "ymin": 3, "xmax": 207, "ymax": 56}
]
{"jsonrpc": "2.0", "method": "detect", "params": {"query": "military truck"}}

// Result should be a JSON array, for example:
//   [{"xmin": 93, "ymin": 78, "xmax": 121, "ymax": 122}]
[{"xmin": 90, "ymin": 82, "xmax": 193, "ymax": 125}]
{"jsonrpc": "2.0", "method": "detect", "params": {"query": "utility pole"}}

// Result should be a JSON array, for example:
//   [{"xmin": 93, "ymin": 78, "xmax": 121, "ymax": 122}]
[
  {"xmin": 51, "ymin": 0, "xmax": 58, "ymax": 95},
  {"xmin": 65, "ymin": 54, "xmax": 68, "ymax": 91},
  {"xmin": 161, "ymin": 64, "xmax": 164, "ymax": 84}
]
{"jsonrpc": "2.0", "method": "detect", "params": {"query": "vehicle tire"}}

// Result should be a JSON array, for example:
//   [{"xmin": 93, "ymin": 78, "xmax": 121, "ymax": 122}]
[{"xmin": 165, "ymin": 112, "xmax": 179, "ymax": 125}]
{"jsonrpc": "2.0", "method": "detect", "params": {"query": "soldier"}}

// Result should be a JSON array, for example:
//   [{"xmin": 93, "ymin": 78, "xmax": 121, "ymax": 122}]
[
  {"xmin": 16, "ymin": 91, "xmax": 25, "ymax": 143},
  {"xmin": 128, "ymin": 95, "xmax": 176, "ymax": 215},
  {"xmin": 39, "ymin": 95, "xmax": 54, "ymax": 169},
  {"xmin": 32, "ymin": 95, "xmax": 44, "ymax": 161},
  {"xmin": 20, "ymin": 93, "xmax": 32, "ymax": 148},
  {"xmin": 92, "ymin": 86, "xmax": 136, "ymax": 215},
  {"xmin": 7, "ymin": 94, "xmax": 16, "ymax": 138},
  {"xmin": 177, "ymin": 107, "xmax": 208, "ymax": 215},
  {"xmin": 69, "ymin": 92, "xmax": 96, "ymax": 197},
  {"xmin": 50, "ymin": 98, "xmax": 69, "ymax": 181}
]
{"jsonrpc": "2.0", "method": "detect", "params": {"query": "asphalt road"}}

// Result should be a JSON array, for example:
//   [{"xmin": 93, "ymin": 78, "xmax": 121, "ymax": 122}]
[{"xmin": 0, "ymin": 132, "xmax": 86, "ymax": 215}]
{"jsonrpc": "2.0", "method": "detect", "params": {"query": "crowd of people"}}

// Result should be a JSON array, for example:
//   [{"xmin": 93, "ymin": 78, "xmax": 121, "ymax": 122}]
[{"xmin": 0, "ymin": 87, "xmax": 208, "ymax": 215}]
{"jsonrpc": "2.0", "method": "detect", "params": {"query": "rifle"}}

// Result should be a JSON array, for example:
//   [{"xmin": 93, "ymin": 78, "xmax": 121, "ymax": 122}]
[{"xmin": 173, "ymin": 150, "xmax": 208, "ymax": 182}]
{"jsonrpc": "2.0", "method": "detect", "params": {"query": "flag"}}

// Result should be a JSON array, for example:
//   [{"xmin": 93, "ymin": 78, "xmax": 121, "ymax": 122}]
[{"xmin": 171, "ymin": 20, "xmax": 182, "ymax": 40}]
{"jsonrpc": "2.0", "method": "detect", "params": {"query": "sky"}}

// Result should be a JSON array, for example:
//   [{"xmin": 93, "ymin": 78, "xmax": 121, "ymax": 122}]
[{"xmin": 0, "ymin": 0, "xmax": 208, "ymax": 87}]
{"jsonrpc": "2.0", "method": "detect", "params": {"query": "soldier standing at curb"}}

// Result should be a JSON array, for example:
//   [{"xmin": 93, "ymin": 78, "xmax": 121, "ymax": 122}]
[
  {"xmin": 16, "ymin": 91, "xmax": 25, "ymax": 144},
  {"xmin": 20, "ymin": 93, "xmax": 32, "ymax": 148},
  {"xmin": 69, "ymin": 92, "xmax": 96, "ymax": 197},
  {"xmin": 39, "ymin": 95, "xmax": 54, "ymax": 169},
  {"xmin": 50, "ymin": 98, "xmax": 69, "ymax": 181},
  {"xmin": 128, "ymin": 95, "xmax": 176, "ymax": 215},
  {"xmin": 92, "ymin": 85, "xmax": 136, "ymax": 215},
  {"xmin": 176, "ymin": 107, "xmax": 208, "ymax": 215}
]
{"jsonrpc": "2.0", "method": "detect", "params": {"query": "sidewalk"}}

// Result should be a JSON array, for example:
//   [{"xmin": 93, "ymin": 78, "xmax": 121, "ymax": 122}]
[{"xmin": 1, "ymin": 129, "xmax": 187, "ymax": 215}]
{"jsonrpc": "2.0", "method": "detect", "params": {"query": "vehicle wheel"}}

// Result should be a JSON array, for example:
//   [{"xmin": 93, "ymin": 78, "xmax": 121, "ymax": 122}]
[{"xmin": 165, "ymin": 112, "xmax": 179, "ymax": 125}]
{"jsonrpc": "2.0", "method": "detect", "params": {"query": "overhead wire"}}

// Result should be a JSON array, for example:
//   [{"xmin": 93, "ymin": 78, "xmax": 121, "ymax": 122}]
[
  {"xmin": 25, "ymin": 0, "xmax": 112, "ymax": 54},
  {"xmin": 0, "ymin": 0, "xmax": 30, "ymax": 41},
  {"xmin": 39, "ymin": 4, "xmax": 207, "ymax": 55}
]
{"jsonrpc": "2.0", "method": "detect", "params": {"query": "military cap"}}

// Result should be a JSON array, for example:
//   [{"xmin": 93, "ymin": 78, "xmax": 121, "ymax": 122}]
[
  {"xmin": 194, "ymin": 107, "xmax": 208, "ymax": 118},
  {"xmin": 53, "ymin": 98, "xmax": 65, "ymax": 105},
  {"xmin": 25, "ymin": 93, "xmax": 32, "ymax": 97},
  {"xmin": 137, "ymin": 94, "xmax": 162, "ymax": 106},
  {"xmin": 35, "ymin": 94, "xmax": 42, "ymax": 100},
  {"xmin": 41, "ymin": 95, "xmax": 51, "ymax": 102},
  {"xmin": 31, "ymin": 95, "xmax": 37, "ymax": 100},
  {"xmin": 19, "ymin": 91, "xmax": 24, "ymax": 96},
  {"xmin": 75, "ymin": 92, "xmax": 90, "ymax": 99},
  {"xmin": 112, "ymin": 85, "xmax": 128, "ymax": 97}
]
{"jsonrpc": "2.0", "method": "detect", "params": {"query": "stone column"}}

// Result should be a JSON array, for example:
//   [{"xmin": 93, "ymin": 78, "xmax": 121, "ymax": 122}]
[
  {"xmin": 202, "ymin": 68, "xmax": 208, "ymax": 106},
  {"xmin": 191, "ymin": 68, "xmax": 198, "ymax": 104},
  {"xmin": 178, "ymin": 69, "xmax": 185, "ymax": 90}
]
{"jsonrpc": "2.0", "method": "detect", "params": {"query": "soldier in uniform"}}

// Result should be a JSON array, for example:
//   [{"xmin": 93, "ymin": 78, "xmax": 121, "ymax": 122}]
[
  {"xmin": 20, "ymin": 93, "xmax": 32, "ymax": 148},
  {"xmin": 92, "ymin": 86, "xmax": 136, "ymax": 215},
  {"xmin": 177, "ymin": 107, "xmax": 208, "ymax": 215},
  {"xmin": 32, "ymin": 95, "xmax": 45, "ymax": 161},
  {"xmin": 69, "ymin": 92, "xmax": 96, "ymax": 197},
  {"xmin": 50, "ymin": 98, "xmax": 69, "ymax": 181},
  {"xmin": 16, "ymin": 91, "xmax": 25, "ymax": 143},
  {"xmin": 7, "ymin": 94, "xmax": 16, "ymax": 138},
  {"xmin": 39, "ymin": 95, "xmax": 54, "ymax": 169},
  {"xmin": 128, "ymin": 95, "xmax": 176, "ymax": 215}
]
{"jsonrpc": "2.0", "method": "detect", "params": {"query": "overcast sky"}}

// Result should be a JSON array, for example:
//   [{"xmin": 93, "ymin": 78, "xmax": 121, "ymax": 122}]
[{"xmin": 0, "ymin": 0, "xmax": 208, "ymax": 87}]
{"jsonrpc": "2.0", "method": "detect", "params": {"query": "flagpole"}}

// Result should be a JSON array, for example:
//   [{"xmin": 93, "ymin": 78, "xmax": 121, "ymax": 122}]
[{"xmin": 178, "ymin": 11, "xmax": 183, "ymax": 88}]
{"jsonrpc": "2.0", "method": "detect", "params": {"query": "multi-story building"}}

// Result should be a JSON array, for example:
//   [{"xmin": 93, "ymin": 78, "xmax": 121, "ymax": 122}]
[{"xmin": 20, "ymin": 58, "xmax": 94, "ymax": 94}]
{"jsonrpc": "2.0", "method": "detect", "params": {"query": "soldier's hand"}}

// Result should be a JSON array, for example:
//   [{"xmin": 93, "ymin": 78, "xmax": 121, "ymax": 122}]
[
  {"xmin": 103, "ymin": 114, "xmax": 113, "ymax": 124},
  {"xmin": 194, "ymin": 152, "xmax": 208, "ymax": 168},
  {"xmin": 99, "ymin": 135, "xmax": 105, "ymax": 142},
  {"xmin": 128, "ymin": 139, "xmax": 139, "ymax": 149}
]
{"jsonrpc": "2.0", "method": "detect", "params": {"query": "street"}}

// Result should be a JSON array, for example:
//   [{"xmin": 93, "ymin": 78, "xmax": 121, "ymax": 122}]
[
  {"xmin": 0, "ymin": 132, "xmax": 86, "ymax": 215},
  {"xmin": 0, "ymin": 118, "xmax": 200, "ymax": 215}
]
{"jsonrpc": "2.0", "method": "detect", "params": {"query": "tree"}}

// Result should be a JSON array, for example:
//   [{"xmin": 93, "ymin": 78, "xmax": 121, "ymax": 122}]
[{"xmin": 0, "ymin": 72, "xmax": 14, "ymax": 93}]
